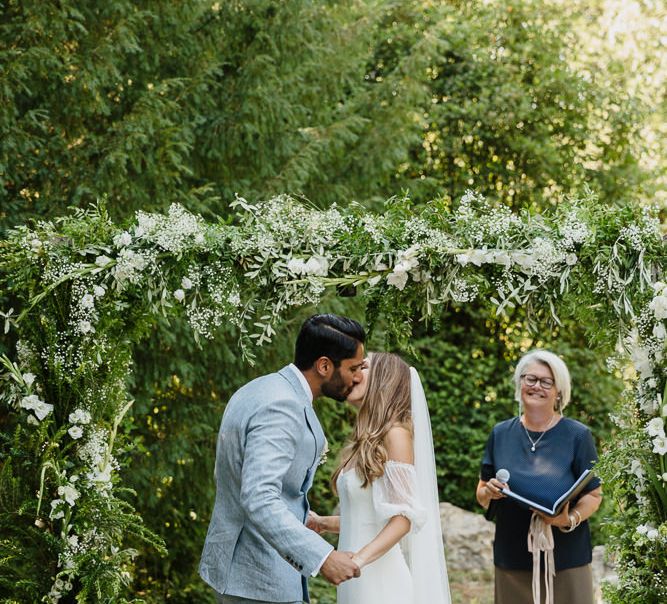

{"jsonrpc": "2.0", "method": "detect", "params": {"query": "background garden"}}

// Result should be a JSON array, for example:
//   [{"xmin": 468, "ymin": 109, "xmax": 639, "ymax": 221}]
[{"xmin": 0, "ymin": 1, "xmax": 665, "ymax": 603}]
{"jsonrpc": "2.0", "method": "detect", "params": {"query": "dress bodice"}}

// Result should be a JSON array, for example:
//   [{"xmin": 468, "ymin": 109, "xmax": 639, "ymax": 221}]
[
  {"xmin": 337, "ymin": 469, "xmax": 385, "ymax": 551},
  {"xmin": 336, "ymin": 468, "xmax": 414, "ymax": 604}
]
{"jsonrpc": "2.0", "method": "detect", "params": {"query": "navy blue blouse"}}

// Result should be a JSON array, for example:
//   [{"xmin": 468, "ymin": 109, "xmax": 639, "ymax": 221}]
[{"xmin": 481, "ymin": 417, "xmax": 601, "ymax": 571}]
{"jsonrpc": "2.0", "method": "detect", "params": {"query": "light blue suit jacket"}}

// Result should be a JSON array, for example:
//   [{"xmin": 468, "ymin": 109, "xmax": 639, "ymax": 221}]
[{"xmin": 199, "ymin": 366, "xmax": 333, "ymax": 602}]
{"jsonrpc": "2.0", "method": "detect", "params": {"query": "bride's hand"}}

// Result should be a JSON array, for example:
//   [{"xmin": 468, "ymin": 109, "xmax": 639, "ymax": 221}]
[
  {"xmin": 351, "ymin": 553, "xmax": 366, "ymax": 569},
  {"xmin": 306, "ymin": 510, "xmax": 324, "ymax": 534}
]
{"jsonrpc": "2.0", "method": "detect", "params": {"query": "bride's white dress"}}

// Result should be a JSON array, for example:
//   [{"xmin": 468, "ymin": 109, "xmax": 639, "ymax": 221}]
[{"xmin": 336, "ymin": 461, "xmax": 425, "ymax": 604}]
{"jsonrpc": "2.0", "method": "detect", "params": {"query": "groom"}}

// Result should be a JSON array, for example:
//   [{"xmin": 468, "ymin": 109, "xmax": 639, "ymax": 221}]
[{"xmin": 200, "ymin": 314, "xmax": 366, "ymax": 603}]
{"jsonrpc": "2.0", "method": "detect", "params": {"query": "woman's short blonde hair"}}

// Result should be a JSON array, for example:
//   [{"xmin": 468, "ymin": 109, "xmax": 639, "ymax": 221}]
[{"xmin": 514, "ymin": 349, "xmax": 571, "ymax": 412}]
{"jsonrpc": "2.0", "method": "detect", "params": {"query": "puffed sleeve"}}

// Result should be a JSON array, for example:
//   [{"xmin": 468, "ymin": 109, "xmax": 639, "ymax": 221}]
[{"xmin": 372, "ymin": 461, "xmax": 427, "ymax": 533}]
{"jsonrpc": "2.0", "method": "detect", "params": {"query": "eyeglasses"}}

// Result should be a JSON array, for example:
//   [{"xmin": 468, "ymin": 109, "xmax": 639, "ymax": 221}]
[{"xmin": 521, "ymin": 374, "xmax": 555, "ymax": 389}]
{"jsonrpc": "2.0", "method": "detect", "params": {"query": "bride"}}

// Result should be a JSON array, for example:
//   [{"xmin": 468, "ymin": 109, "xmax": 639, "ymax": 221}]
[{"xmin": 309, "ymin": 352, "xmax": 451, "ymax": 603}]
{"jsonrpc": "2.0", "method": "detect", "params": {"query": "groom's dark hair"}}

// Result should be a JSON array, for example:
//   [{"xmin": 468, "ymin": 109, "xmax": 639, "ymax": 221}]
[{"xmin": 294, "ymin": 314, "xmax": 365, "ymax": 370}]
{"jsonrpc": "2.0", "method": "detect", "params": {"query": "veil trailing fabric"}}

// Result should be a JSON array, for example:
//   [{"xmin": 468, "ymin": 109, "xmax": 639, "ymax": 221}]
[{"xmin": 404, "ymin": 367, "xmax": 451, "ymax": 604}]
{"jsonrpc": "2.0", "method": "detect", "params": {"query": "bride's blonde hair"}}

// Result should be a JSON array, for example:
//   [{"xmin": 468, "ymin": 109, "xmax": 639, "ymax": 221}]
[{"xmin": 332, "ymin": 352, "xmax": 412, "ymax": 491}]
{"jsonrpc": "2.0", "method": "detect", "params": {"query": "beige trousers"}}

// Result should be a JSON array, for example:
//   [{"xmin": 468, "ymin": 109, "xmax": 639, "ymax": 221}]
[{"xmin": 494, "ymin": 564, "xmax": 594, "ymax": 604}]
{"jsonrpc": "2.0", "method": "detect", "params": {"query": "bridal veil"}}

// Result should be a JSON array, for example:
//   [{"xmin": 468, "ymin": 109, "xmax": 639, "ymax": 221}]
[{"xmin": 404, "ymin": 367, "xmax": 452, "ymax": 604}]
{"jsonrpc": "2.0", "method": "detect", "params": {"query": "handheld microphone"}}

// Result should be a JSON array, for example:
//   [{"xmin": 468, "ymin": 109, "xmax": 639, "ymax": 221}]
[
  {"xmin": 496, "ymin": 468, "xmax": 510, "ymax": 483},
  {"xmin": 484, "ymin": 468, "xmax": 509, "ymax": 521}
]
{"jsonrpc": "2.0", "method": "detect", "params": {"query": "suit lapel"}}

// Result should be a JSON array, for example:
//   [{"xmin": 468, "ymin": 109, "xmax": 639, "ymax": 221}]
[
  {"xmin": 304, "ymin": 406, "xmax": 325, "ymax": 464},
  {"xmin": 278, "ymin": 366, "xmax": 325, "ymax": 465}
]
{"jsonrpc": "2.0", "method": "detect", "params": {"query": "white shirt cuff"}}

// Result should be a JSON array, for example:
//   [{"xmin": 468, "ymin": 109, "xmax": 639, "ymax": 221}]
[{"xmin": 311, "ymin": 545, "xmax": 335, "ymax": 577}]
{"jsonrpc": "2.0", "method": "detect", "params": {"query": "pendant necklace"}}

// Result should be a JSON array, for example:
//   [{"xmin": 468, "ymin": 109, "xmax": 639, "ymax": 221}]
[{"xmin": 522, "ymin": 414, "xmax": 556, "ymax": 452}]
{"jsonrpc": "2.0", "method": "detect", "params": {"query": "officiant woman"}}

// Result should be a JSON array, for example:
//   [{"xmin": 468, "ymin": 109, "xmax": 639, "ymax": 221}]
[{"xmin": 476, "ymin": 350, "xmax": 602, "ymax": 604}]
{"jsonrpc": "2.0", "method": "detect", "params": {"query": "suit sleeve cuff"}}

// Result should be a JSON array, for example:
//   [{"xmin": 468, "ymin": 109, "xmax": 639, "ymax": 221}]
[{"xmin": 311, "ymin": 545, "xmax": 335, "ymax": 577}]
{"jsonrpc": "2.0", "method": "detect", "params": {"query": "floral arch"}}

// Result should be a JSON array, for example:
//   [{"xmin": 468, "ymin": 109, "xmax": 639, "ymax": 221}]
[{"xmin": 0, "ymin": 192, "xmax": 665, "ymax": 602}]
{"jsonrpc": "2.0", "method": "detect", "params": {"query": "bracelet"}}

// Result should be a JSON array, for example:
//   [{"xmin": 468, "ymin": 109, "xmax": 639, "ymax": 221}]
[{"xmin": 559, "ymin": 510, "xmax": 582, "ymax": 533}]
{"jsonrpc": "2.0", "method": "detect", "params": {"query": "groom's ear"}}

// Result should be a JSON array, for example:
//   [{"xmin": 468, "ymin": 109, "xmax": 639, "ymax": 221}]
[{"xmin": 314, "ymin": 356, "xmax": 334, "ymax": 378}]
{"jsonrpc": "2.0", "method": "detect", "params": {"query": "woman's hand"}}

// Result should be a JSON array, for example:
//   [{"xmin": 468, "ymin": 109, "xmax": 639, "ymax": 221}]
[
  {"xmin": 535, "ymin": 502, "xmax": 572, "ymax": 528},
  {"xmin": 476, "ymin": 478, "xmax": 508, "ymax": 509},
  {"xmin": 351, "ymin": 553, "xmax": 367, "ymax": 569},
  {"xmin": 307, "ymin": 510, "xmax": 325, "ymax": 534},
  {"xmin": 306, "ymin": 511, "xmax": 340, "ymax": 534},
  {"xmin": 485, "ymin": 478, "xmax": 508, "ymax": 500}
]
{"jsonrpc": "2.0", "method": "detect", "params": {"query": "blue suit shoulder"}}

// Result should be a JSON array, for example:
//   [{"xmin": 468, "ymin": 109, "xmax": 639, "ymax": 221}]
[{"xmin": 231, "ymin": 370, "xmax": 302, "ymax": 409}]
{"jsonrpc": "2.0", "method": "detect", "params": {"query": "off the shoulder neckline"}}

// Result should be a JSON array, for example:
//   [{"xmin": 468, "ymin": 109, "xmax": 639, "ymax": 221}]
[{"xmin": 339, "ymin": 460, "xmax": 415, "ymax": 480}]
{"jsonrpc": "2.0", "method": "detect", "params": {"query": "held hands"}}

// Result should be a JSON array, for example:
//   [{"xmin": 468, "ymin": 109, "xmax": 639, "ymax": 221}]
[{"xmin": 320, "ymin": 550, "xmax": 361, "ymax": 585}]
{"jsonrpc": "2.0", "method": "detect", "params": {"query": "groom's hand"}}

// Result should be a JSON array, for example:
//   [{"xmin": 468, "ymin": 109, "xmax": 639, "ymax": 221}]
[{"xmin": 320, "ymin": 550, "xmax": 361, "ymax": 585}]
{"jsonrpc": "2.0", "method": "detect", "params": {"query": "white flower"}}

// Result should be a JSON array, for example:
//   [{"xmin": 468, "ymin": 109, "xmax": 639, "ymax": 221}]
[
  {"xmin": 113, "ymin": 248, "xmax": 151, "ymax": 285},
  {"xmin": 649, "ymin": 295, "xmax": 667, "ymax": 320},
  {"xmin": 93, "ymin": 285, "xmax": 106, "ymax": 297},
  {"xmin": 653, "ymin": 322, "xmax": 666, "ymax": 341},
  {"xmin": 20, "ymin": 394, "xmax": 54, "ymax": 420},
  {"xmin": 304, "ymin": 256, "xmax": 329, "ymax": 277},
  {"xmin": 287, "ymin": 258, "xmax": 306, "ymax": 275},
  {"xmin": 68, "ymin": 426, "xmax": 83, "ymax": 440},
  {"xmin": 456, "ymin": 249, "xmax": 487, "ymax": 267},
  {"xmin": 174, "ymin": 289, "xmax": 185, "ymax": 302},
  {"xmin": 57, "ymin": 485, "xmax": 80, "ymax": 506},
  {"xmin": 50, "ymin": 499, "xmax": 65, "ymax": 520},
  {"xmin": 662, "ymin": 472, "xmax": 667, "ymax": 482},
  {"xmin": 69, "ymin": 409, "xmax": 92, "ymax": 424},
  {"xmin": 395, "ymin": 245, "xmax": 420, "ymax": 270},
  {"xmin": 27, "ymin": 414, "xmax": 39, "ymax": 425},
  {"xmin": 81, "ymin": 294, "xmax": 95, "ymax": 309},
  {"xmin": 67, "ymin": 534, "xmax": 79, "ymax": 548},
  {"xmin": 631, "ymin": 345, "xmax": 653, "ymax": 379},
  {"xmin": 88, "ymin": 465, "xmax": 112, "ymax": 485},
  {"xmin": 181, "ymin": 276, "xmax": 193, "ymax": 290},
  {"xmin": 652, "ymin": 435, "xmax": 667, "ymax": 456},
  {"xmin": 95, "ymin": 255, "xmax": 113, "ymax": 267},
  {"xmin": 78, "ymin": 319, "xmax": 94, "ymax": 334},
  {"xmin": 646, "ymin": 417, "xmax": 665, "ymax": 437},
  {"xmin": 22, "ymin": 372, "xmax": 36, "ymax": 387},
  {"xmin": 113, "ymin": 231, "xmax": 132, "ymax": 247},
  {"xmin": 653, "ymin": 281, "xmax": 666, "ymax": 293},
  {"xmin": 636, "ymin": 523, "xmax": 650, "ymax": 535},
  {"xmin": 565, "ymin": 253, "xmax": 578, "ymax": 266},
  {"xmin": 387, "ymin": 270, "xmax": 409, "ymax": 290},
  {"xmin": 647, "ymin": 528, "xmax": 659, "ymax": 540},
  {"xmin": 318, "ymin": 439, "xmax": 329, "ymax": 466},
  {"xmin": 629, "ymin": 459, "xmax": 645, "ymax": 479},
  {"xmin": 491, "ymin": 250, "xmax": 512, "ymax": 268},
  {"xmin": 511, "ymin": 251, "xmax": 537, "ymax": 270}
]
